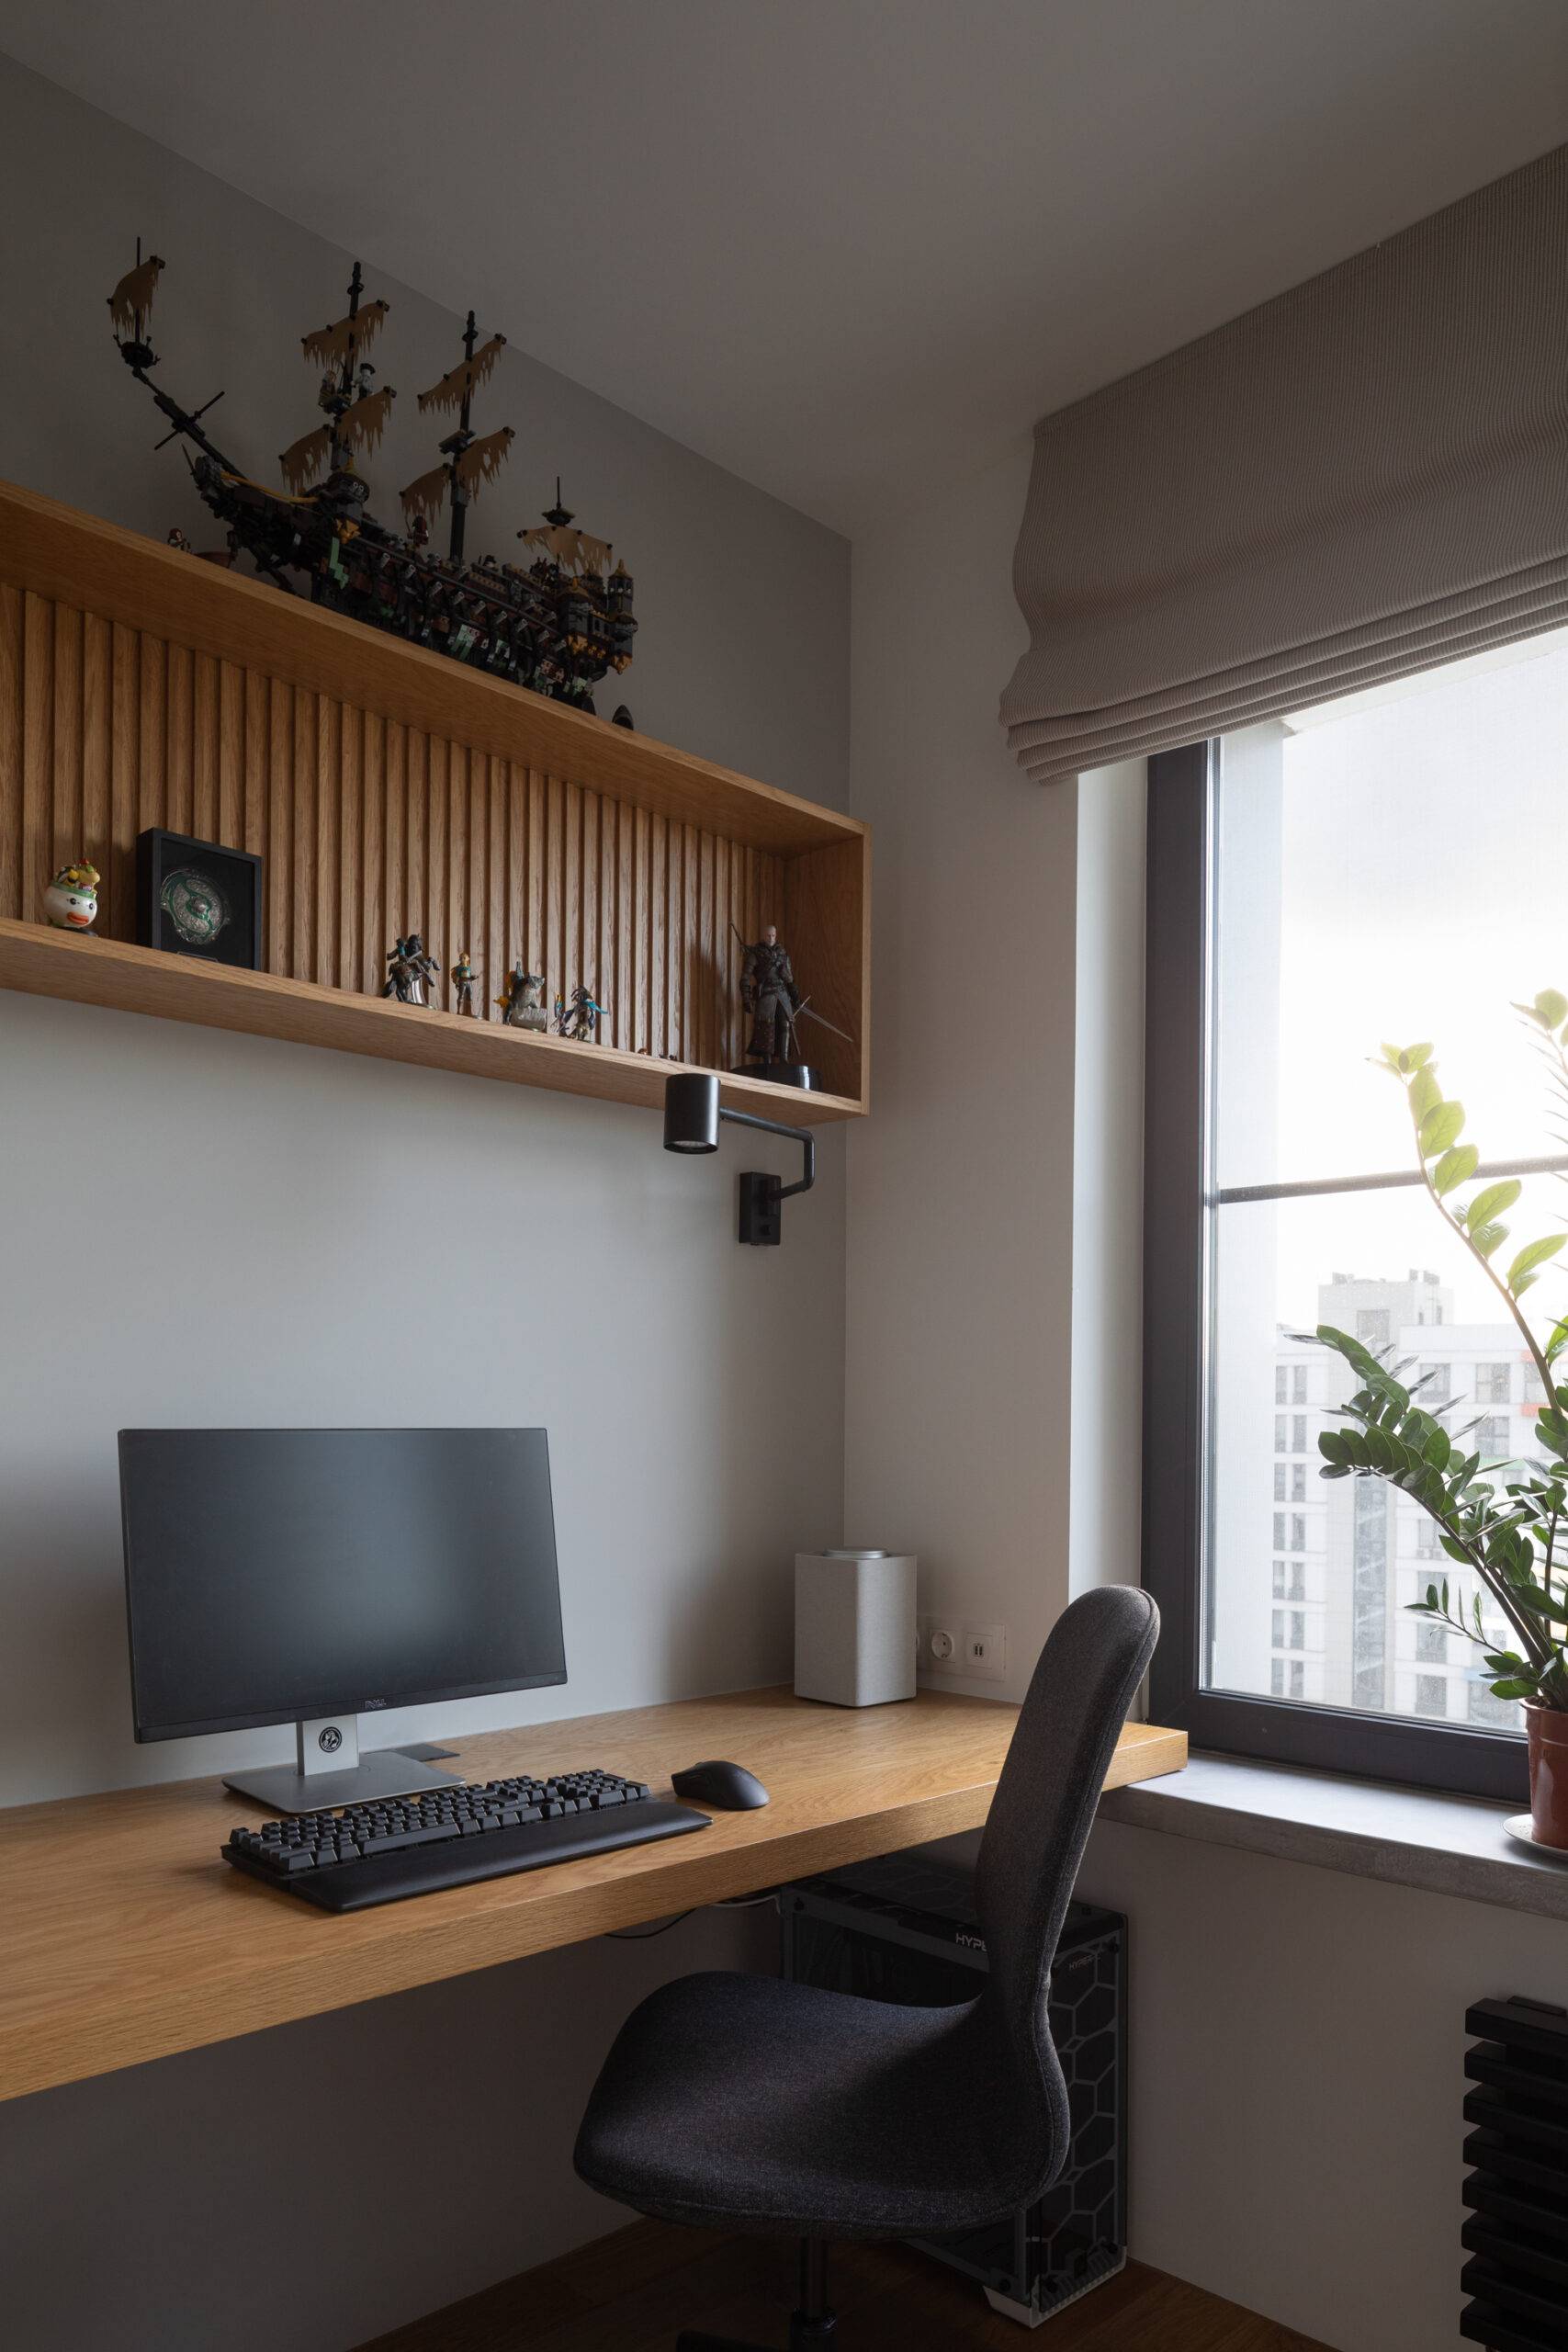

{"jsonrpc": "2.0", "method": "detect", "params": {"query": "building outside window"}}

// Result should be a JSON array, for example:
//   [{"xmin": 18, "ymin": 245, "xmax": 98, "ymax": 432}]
[{"xmin": 1145, "ymin": 628, "xmax": 1568, "ymax": 1797}]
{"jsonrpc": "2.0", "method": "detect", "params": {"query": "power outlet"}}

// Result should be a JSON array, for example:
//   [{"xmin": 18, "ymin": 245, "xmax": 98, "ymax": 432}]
[
  {"xmin": 961, "ymin": 1623, "xmax": 1007, "ymax": 1681},
  {"xmin": 918, "ymin": 1618, "xmax": 957, "ymax": 1668}
]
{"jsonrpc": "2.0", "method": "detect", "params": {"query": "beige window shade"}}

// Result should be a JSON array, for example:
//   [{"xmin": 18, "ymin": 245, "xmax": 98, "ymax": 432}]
[{"xmin": 999, "ymin": 144, "xmax": 1568, "ymax": 786}]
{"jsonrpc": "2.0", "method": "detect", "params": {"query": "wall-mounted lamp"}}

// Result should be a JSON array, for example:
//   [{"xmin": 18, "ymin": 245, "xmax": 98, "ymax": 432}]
[{"xmin": 662, "ymin": 1072, "xmax": 816, "ymax": 1247}]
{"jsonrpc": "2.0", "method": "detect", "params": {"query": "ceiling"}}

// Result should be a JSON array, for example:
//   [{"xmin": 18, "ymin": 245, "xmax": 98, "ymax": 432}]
[{"xmin": 4, "ymin": 0, "xmax": 1567, "ymax": 533}]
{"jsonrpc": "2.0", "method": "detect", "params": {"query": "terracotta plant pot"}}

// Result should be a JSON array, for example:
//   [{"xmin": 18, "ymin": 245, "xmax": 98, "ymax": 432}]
[{"xmin": 1525, "ymin": 1704, "xmax": 1568, "ymax": 1849}]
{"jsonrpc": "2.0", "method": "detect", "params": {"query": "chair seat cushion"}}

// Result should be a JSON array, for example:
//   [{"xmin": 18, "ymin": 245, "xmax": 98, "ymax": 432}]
[{"xmin": 574, "ymin": 1970, "xmax": 1057, "ymax": 2240}]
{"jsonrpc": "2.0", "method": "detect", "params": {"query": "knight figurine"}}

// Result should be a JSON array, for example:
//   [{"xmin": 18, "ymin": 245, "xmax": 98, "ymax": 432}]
[
  {"xmin": 383, "ymin": 932, "xmax": 438, "ymax": 1006},
  {"xmin": 740, "ymin": 923, "xmax": 801, "ymax": 1069}
]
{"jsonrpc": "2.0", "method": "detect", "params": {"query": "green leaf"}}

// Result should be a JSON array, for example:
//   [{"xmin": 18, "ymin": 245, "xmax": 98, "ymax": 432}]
[
  {"xmin": 1404, "ymin": 1043, "xmax": 1435, "ymax": 1070},
  {"xmin": 1418, "ymin": 1101, "xmax": 1464, "ymax": 1158},
  {"xmin": 1546, "ymin": 1318, "xmax": 1568, "ymax": 1364},
  {"xmin": 1434, "ymin": 1145, "xmax": 1479, "ymax": 1196},
  {"xmin": 1470, "ymin": 1220, "xmax": 1508, "ymax": 1261},
  {"xmin": 1536, "ymin": 990, "xmax": 1568, "ymax": 1031},
  {"xmin": 1422, "ymin": 1426, "xmax": 1452, "ymax": 1471},
  {"xmin": 1465, "ymin": 1179, "xmax": 1522, "ymax": 1229},
  {"xmin": 1508, "ymin": 1235, "xmax": 1567, "ymax": 1293},
  {"xmin": 1490, "ymin": 1678, "xmax": 1539, "ymax": 1701},
  {"xmin": 1410, "ymin": 1067, "xmax": 1443, "ymax": 1124}
]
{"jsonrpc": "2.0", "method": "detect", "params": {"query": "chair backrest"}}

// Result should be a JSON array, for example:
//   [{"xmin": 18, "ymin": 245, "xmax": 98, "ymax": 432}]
[{"xmin": 974, "ymin": 1587, "xmax": 1159, "ymax": 2150}]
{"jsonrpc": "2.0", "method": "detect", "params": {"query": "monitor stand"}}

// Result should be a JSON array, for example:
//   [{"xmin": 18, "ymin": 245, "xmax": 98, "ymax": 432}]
[{"xmin": 222, "ymin": 1713, "xmax": 463, "ymax": 1815}]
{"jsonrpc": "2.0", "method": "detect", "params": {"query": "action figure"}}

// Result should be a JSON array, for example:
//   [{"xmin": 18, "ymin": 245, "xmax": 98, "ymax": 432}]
[
  {"xmin": 555, "ymin": 986, "xmax": 608, "ymax": 1043},
  {"xmin": 450, "ymin": 947, "xmax": 479, "ymax": 1015},
  {"xmin": 495, "ymin": 959, "xmax": 549, "ymax": 1031},
  {"xmin": 383, "ymin": 932, "xmax": 438, "ymax": 1006},
  {"xmin": 740, "ymin": 923, "xmax": 801, "ymax": 1068},
  {"xmin": 165, "ymin": 526, "xmax": 192, "ymax": 553}
]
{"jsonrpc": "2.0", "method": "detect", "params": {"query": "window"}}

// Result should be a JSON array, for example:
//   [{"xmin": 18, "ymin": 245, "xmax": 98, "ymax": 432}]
[
  {"xmin": 1143, "ymin": 634, "xmax": 1568, "ymax": 1800},
  {"xmin": 1273, "ymin": 1464, "xmax": 1286, "ymax": 1502},
  {"xmin": 1416, "ymin": 1621, "xmax": 1447, "ymax": 1664}
]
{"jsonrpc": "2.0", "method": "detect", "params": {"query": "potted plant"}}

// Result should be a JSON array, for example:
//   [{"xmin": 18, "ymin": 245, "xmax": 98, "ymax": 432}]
[{"xmin": 1313, "ymin": 990, "xmax": 1568, "ymax": 1846}]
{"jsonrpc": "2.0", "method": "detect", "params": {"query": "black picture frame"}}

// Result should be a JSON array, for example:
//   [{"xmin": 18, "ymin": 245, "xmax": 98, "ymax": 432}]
[{"xmin": 136, "ymin": 829, "xmax": 264, "ymax": 970}]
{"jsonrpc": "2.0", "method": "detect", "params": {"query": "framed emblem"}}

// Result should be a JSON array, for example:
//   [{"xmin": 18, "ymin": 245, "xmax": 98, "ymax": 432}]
[{"xmin": 136, "ymin": 828, "xmax": 264, "ymax": 969}]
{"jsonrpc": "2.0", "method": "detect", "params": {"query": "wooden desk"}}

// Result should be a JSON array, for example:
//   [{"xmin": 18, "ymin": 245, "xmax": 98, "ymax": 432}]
[{"xmin": 0, "ymin": 1687, "xmax": 1185, "ymax": 2105}]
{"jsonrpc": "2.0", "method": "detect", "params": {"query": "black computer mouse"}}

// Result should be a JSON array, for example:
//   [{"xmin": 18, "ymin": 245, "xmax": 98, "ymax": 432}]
[{"xmin": 671, "ymin": 1758, "xmax": 770, "ymax": 1810}]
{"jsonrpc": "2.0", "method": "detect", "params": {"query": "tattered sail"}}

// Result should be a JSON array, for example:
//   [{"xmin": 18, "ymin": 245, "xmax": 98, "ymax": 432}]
[
  {"xmin": 108, "ymin": 254, "xmax": 164, "ymax": 334},
  {"xmin": 277, "ymin": 388, "xmax": 395, "ymax": 494},
  {"xmin": 400, "ymin": 463, "xmax": 450, "ymax": 526},
  {"xmin": 278, "ymin": 424, "xmax": 332, "ymax": 495},
  {"xmin": 340, "ymin": 385, "xmax": 395, "ymax": 458},
  {"xmin": 519, "ymin": 524, "xmax": 614, "ymax": 577},
  {"xmin": 457, "ymin": 426, "xmax": 514, "ymax": 497},
  {"xmin": 300, "ymin": 298, "xmax": 390, "ymax": 368},
  {"xmin": 416, "ymin": 334, "xmax": 506, "ymax": 415}
]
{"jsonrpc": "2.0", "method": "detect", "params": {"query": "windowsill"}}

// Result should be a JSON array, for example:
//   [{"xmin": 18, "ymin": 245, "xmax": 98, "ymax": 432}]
[{"xmin": 1098, "ymin": 1751, "xmax": 1568, "ymax": 1922}]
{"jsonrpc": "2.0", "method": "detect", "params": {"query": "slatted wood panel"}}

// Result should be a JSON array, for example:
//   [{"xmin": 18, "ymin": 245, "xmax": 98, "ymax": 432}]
[{"xmin": 0, "ymin": 587, "xmax": 789, "ymax": 1068}]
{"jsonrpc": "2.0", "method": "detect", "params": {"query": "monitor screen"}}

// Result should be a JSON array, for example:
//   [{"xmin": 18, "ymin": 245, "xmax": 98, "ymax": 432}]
[{"xmin": 119, "ymin": 1429, "xmax": 567, "ymax": 1739}]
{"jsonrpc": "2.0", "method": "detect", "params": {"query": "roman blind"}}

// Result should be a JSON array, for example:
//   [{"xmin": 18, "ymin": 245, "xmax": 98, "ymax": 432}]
[{"xmin": 999, "ymin": 143, "xmax": 1568, "ymax": 785}]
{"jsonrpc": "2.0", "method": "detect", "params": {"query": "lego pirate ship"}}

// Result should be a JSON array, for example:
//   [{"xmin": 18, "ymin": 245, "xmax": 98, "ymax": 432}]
[{"xmin": 107, "ymin": 246, "xmax": 636, "ymax": 710}]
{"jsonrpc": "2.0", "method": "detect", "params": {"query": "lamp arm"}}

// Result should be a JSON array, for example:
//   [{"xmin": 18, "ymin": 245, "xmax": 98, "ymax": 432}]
[{"xmin": 717, "ymin": 1106, "xmax": 815, "ymax": 1199}]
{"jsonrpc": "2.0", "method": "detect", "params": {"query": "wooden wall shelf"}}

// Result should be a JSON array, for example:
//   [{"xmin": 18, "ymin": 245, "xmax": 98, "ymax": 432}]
[
  {"xmin": 0, "ymin": 480, "xmax": 868, "ymax": 1120},
  {"xmin": 0, "ymin": 918, "xmax": 863, "ymax": 1120}
]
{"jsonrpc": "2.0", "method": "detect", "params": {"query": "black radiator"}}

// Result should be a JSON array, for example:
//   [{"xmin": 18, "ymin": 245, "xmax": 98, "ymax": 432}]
[
  {"xmin": 780, "ymin": 1851, "xmax": 1126, "ymax": 2327},
  {"xmin": 1461, "ymin": 1997, "xmax": 1568, "ymax": 2351}
]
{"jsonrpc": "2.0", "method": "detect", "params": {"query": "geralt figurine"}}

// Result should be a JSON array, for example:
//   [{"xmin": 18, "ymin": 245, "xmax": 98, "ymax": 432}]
[
  {"xmin": 555, "ymin": 986, "xmax": 608, "ymax": 1043},
  {"xmin": 450, "ymin": 946, "xmax": 479, "ymax": 1016},
  {"xmin": 496, "ymin": 958, "xmax": 549, "ymax": 1031},
  {"xmin": 383, "ymin": 932, "xmax": 439, "ymax": 1006},
  {"xmin": 740, "ymin": 923, "xmax": 801, "ymax": 1069}
]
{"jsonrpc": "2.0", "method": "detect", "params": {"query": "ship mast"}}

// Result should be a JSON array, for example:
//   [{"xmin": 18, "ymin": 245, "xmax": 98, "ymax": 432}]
[
  {"xmin": 108, "ymin": 236, "xmax": 240, "ymax": 477},
  {"xmin": 400, "ymin": 312, "xmax": 512, "ymax": 559},
  {"xmin": 323, "ymin": 260, "xmax": 364, "ymax": 477},
  {"xmin": 443, "ymin": 310, "xmax": 480, "ymax": 563}
]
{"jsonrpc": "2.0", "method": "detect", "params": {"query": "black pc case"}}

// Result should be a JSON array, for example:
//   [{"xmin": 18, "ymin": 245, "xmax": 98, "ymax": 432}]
[{"xmin": 780, "ymin": 1852, "xmax": 1127, "ymax": 2328}]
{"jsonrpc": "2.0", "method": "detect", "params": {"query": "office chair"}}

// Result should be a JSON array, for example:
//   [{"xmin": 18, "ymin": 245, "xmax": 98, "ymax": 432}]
[{"xmin": 574, "ymin": 1584, "xmax": 1159, "ymax": 2349}]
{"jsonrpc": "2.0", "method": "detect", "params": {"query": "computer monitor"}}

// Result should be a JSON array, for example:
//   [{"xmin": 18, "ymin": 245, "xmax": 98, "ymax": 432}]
[{"xmin": 119, "ymin": 1428, "xmax": 567, "ymax": 1813}]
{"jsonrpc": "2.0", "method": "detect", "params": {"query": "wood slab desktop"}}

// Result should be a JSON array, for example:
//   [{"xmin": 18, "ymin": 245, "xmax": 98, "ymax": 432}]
[{"xmin": 0, "ymin": 1687, "xmax": 1186, "ymax": 2105}]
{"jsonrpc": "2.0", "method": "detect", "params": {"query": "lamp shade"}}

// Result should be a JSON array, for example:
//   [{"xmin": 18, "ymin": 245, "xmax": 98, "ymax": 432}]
[{"xmin": 663, "ymin": 1071, "xmax": 720, "ymax": 1153}]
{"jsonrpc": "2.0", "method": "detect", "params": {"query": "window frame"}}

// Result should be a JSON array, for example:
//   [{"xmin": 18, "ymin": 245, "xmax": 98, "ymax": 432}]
[{"xmin": 1140, "ymin": 739, "xmax": 1529, "ymax": 1802}]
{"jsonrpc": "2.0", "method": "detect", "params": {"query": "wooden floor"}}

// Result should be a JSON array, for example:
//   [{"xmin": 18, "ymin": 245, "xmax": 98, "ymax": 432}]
[{"xmin": 355, "ymin": 2217, "xmax": 1332, "ymax": 2352}]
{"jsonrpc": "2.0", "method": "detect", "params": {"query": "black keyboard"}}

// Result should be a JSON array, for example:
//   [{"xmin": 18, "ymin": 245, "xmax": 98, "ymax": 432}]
[{"xmin": 222, "ymin": 1770, "xmax": 710, "ymax": 1912}]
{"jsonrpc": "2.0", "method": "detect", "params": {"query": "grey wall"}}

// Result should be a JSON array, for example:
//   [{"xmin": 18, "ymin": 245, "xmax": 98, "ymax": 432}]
[
  {"xmin": 0, "ymin": 53, "xmax": 847, "ymax": 2347},
  {"xmin": 841, "ymin": 442, "xmax": 1552, "ymax": 2350}
]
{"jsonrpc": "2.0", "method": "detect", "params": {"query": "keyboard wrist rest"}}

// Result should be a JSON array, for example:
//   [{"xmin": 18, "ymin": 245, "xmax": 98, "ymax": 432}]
[{"xmin": 224, "ymin": 1798, "xmax": 710, "ymax": 1912}]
